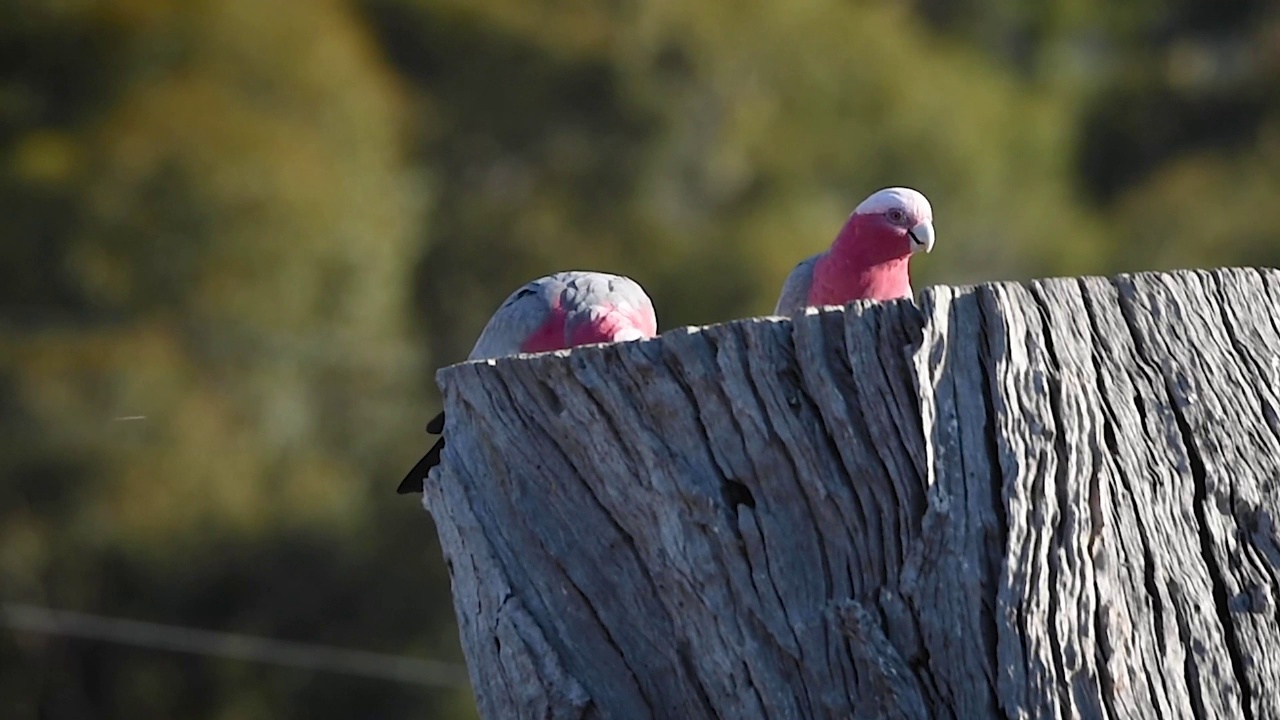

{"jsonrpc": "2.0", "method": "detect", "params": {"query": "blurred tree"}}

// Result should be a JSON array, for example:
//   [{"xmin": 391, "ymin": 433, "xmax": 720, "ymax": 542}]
[
  {"xmin": 1071, "ymin": 2, "xmax": 1280, "ymax": 270},
  {"xmin": 1063, "ymin": 2, "xmax": 1276, "ymax": 196},
  {"xmin": 912, "ymin": 0, "xmax": 1280, "ymax": 270},
  {"xmin": 1, "ymin": 0, "xmax": 468, "ymax": 718},
  {"xmin": 1110, "ymin": 121, "xmax": 1280, "ymax": 273}
]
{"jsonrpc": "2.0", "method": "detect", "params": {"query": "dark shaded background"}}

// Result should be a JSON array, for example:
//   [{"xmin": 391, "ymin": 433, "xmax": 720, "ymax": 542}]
[{"xmin": 2, "ymin": 0, "xmax": 1277, "ymax": 717}]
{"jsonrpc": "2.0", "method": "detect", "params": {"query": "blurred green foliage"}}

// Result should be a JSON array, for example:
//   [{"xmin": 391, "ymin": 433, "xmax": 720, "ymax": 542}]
[{"xmin": 1, "ymin": 0, "xmax": 1276, "ymax": 717}]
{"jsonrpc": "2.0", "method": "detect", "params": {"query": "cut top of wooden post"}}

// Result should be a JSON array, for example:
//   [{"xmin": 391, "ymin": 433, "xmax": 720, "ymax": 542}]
[{"xmin": 424, "ymin": 267, "xmax": 1280, "ymax": 720}]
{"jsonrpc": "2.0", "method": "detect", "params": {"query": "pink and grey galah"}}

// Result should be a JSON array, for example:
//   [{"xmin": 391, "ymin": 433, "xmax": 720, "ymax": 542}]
[
  {"xmin": 397, "ymin": 270, "xmax": 659, "ymax": 494},
  {"xmin": 774, "ymin": 187, "xmax": 935, "ymax": 315}
]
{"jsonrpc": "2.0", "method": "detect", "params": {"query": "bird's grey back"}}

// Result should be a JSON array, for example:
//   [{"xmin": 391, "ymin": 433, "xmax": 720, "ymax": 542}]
[
  {"xmin": 773, "ymin": 255, "xmax": 819, "ymax": 316},
  {"xmin": 467, "ymin": 277, "xmax": 559, "ymax": 360}
]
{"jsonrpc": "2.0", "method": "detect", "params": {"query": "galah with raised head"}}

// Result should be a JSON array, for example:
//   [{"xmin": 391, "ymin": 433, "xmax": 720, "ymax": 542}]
[
  {"xmin": 397, "ymin": 270, "xmax": 659, "ymax": 494},
  {"xmin": 774, "ymin": 187, "xmax": 935, "ymax": 315}
]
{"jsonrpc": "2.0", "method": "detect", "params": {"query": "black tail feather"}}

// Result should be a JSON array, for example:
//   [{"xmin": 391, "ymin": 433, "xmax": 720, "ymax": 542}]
[
  {"xmin": 396, "ymin": 436, "xmax": 445, "ymax": 494},
  {"xmin": 397, "ymin": 411, "xmax": 447, "ymax": 495}
]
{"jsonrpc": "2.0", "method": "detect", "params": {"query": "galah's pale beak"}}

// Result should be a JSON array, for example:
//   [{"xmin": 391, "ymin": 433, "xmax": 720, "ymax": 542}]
[{"xmin": 908, "ymin": 220, "xmax": 935, "ymax": 254}]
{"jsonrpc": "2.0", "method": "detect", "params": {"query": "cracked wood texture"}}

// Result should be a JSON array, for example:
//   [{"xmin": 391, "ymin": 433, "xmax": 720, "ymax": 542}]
[{"xmin": 422, "ymin": 267, "xmax": 1280, "ymax": 720}]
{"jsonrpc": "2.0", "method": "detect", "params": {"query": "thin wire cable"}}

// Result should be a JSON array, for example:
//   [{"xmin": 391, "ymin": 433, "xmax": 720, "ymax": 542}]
[{"xmin": 1, "ymin": 603, "xmax": 469, "ymax": 689}]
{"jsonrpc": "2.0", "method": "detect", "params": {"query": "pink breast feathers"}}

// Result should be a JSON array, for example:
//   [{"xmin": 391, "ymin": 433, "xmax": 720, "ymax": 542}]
[
  {"xmin": 566, "ymin": 304, "xmax": 655, "ymax": 347},
  {"xmin": 518, "ymin": 303, "xmax": 571, "ymax": 354}
]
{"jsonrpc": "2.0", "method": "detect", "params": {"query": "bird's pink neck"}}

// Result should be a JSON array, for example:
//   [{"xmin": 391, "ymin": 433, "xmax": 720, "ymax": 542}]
[{"xmin": 809, "ymin": 215, "xmax": 913, "ymax": 305}]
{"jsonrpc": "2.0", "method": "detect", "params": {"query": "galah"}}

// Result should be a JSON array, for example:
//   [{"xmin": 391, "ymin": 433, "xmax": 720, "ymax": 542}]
[
  {"xmin": 774, "ymin": 187, "xmax": 935, "ymax": 315},
  {"xmin": 397, "ymin": 270, "xmax": 659, "ymax": 494}
]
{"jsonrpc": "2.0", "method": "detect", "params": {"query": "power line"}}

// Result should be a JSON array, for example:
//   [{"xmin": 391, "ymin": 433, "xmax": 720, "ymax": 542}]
[{"xmin": 1, "ymin": 603, "xmax": 470, "ymax": 689}]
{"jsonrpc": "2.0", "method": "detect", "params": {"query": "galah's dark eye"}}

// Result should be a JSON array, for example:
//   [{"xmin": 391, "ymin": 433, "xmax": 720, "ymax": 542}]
[{"xmin": 887, "ymin": 208, "xmax": 907, "ymax": 224}]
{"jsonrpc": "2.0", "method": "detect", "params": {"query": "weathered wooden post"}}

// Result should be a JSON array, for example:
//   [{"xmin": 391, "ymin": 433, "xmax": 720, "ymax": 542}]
[{"xmin": 423, "ymin": 267, "xmax": 1280, "ymax": 719}]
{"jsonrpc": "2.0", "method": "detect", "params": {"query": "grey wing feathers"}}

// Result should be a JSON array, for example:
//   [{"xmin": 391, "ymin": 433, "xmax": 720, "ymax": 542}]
[
  {"xmin": 575, "ymin": 273, "xmax": 655, "ymax": 321},
  {"xmin": 774, "ymin": 255, "xmax": 818, "ymax": 316},
  {"xmin": 562, "ymin": 271, "xmax": 646, "ymax": 308},
  {"xmin": 467, "ymin": 279, "xmax": 557, "ymax": 360},
  {"xmin": 606, "ymin": 275, "xmax": 656, "ymax": 317}
]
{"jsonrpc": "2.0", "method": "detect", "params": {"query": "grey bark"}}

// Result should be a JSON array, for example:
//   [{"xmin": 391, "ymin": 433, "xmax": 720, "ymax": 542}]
[{"xmin": 422, "ymin": 267, "xmax": 1280, "ymax": 720}]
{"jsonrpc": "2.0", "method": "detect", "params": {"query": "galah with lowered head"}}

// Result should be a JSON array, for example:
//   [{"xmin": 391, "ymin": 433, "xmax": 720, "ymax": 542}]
[
  {"xmin": 396, "ymin": 270, "xmax": 659, "ymax": 494},
  {"xmin": 774, "ymin": 187, "xmax": 935, "ymax": 315}
]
